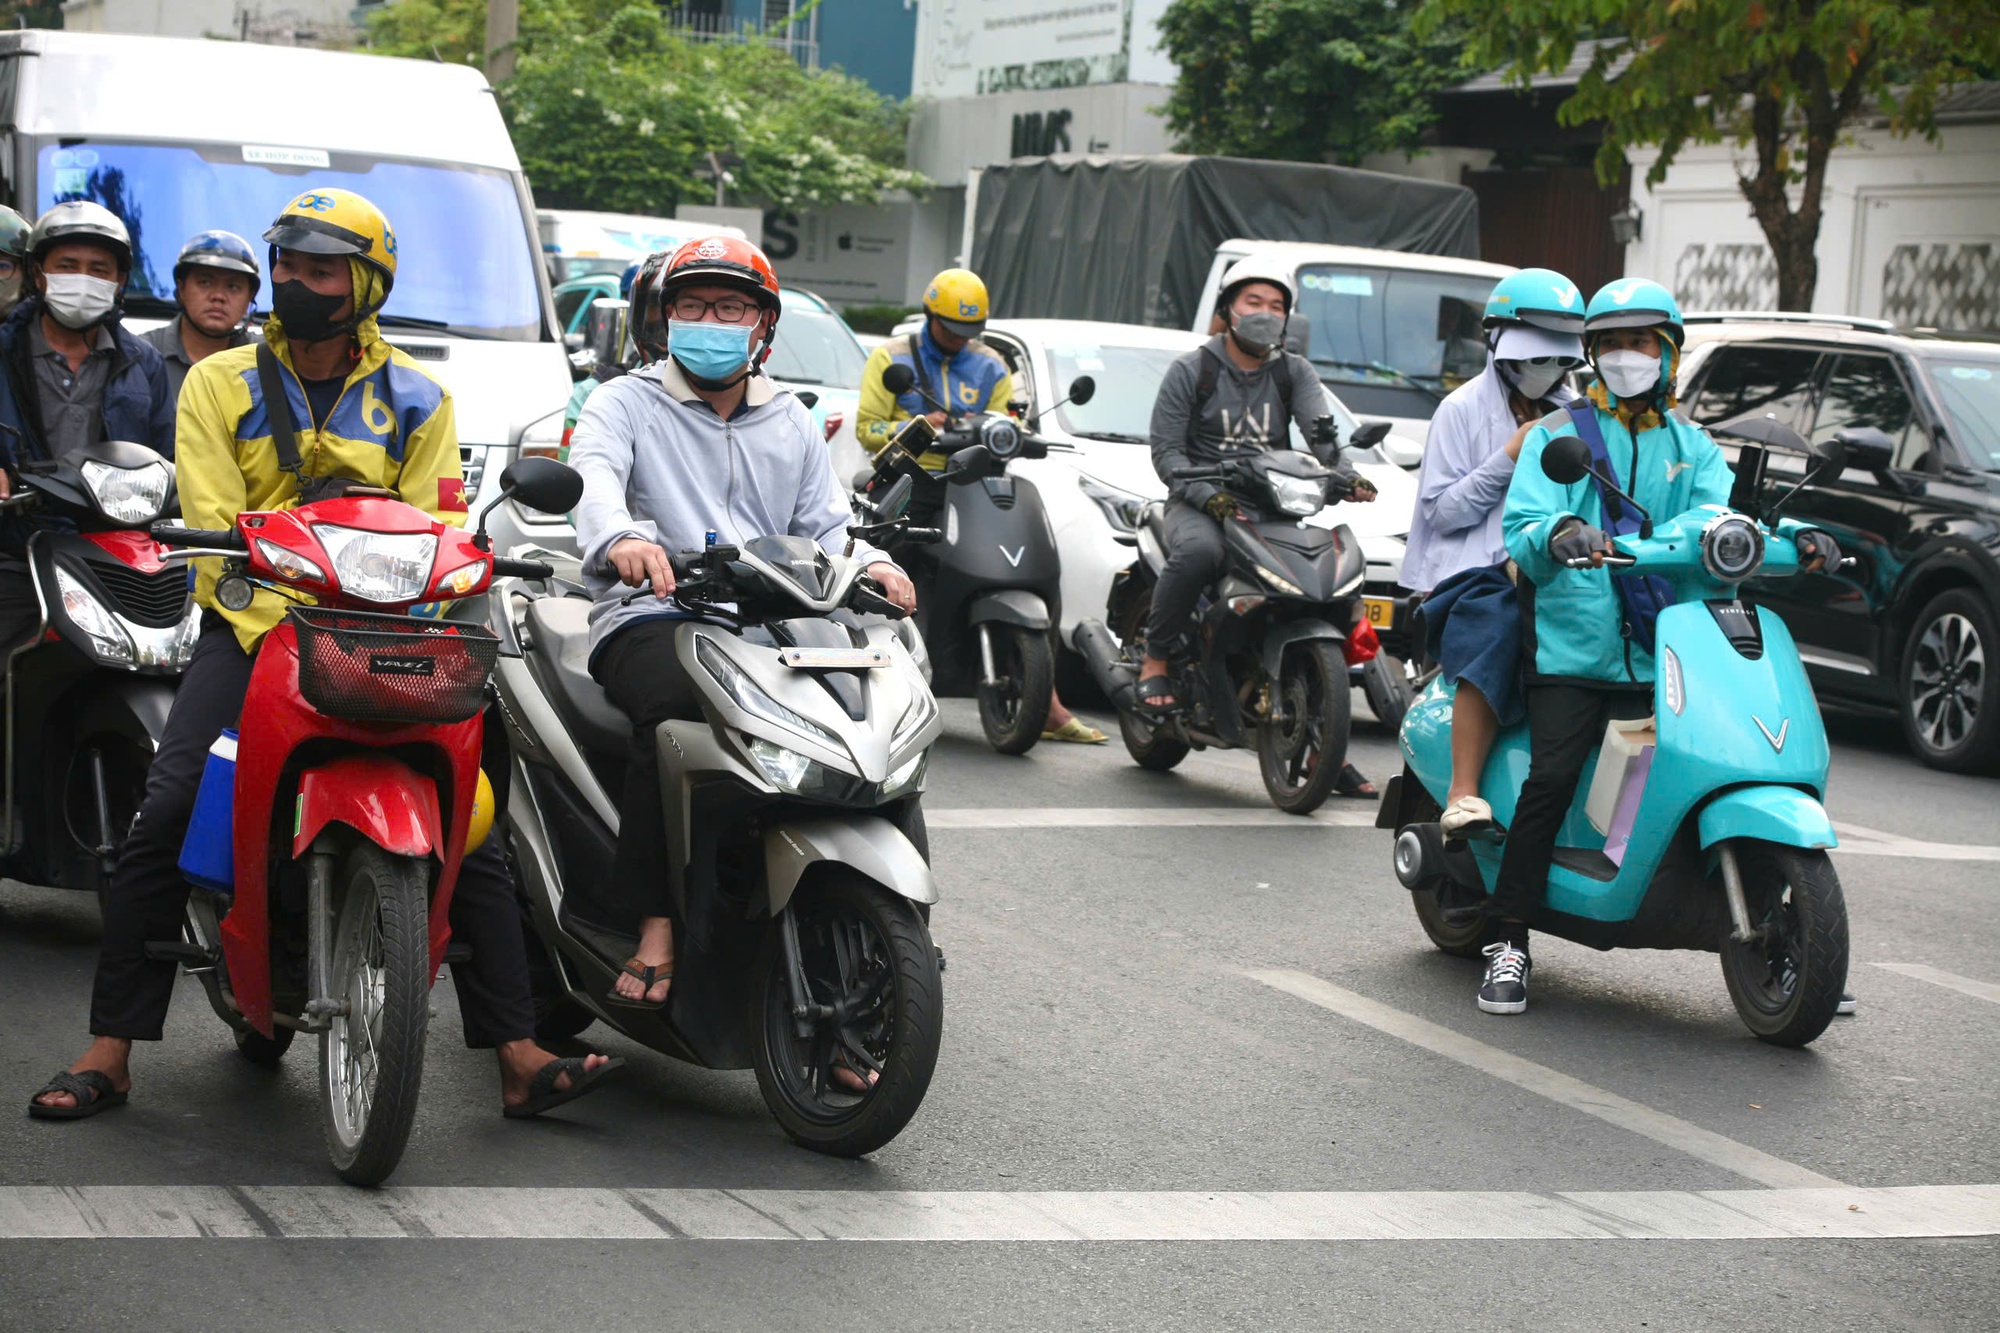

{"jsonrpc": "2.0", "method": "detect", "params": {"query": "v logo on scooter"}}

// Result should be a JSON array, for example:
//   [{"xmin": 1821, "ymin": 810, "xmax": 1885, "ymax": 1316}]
[
  {"xmin": 998, "ymin": 545, "xmax": 1025, "ymax": 567},
  {"xmin": 1753, "ymin": 714, "xmax": 1790, "ymax": 752}
]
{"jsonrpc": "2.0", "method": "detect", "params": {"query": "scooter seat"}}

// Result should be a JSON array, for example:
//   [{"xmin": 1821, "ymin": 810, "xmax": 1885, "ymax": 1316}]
[
  {"xmin": 523, "ymin": 596, "xmax": 635, "ymax": 757},
  {"xmin": 1140, "ymin": 501, "xmax": 1169, "ymax": 546}
]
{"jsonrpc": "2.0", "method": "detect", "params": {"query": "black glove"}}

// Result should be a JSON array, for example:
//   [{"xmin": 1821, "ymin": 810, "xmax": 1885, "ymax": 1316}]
[
  {"xmin": 1550, "ymin": 518, "xmax": 1611, "ymax": 566},
  {"xmin": 1203, "ymin": 493, "xmax": 1239, "ymax": 523},
  {"xmin": 1797, "ymin": 529, "xmax": 1843, "ymax": 572}
]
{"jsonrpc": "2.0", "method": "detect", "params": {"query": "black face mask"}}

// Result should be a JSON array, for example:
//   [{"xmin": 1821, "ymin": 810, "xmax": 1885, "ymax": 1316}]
[{"xmin": 270, "ymin": 279, "xmax": 349, "ymax": 343}]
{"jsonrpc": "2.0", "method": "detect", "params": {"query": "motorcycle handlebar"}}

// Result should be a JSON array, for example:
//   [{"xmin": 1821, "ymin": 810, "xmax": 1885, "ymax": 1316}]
[
  {"xmin": 901, "ymin": 526, "xmax": 943, "ymax": 545},
  {"xmin": 491, "ymin": 557, "xmax": 554, "ymax": 580},
  {"xmin": 151, "ymin": 523, "xmax": 245, "ymax": 551}
]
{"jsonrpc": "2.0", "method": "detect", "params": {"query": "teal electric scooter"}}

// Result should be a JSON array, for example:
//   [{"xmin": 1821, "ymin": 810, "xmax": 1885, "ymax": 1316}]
[{"xmin": 1380, "ymin": 418, "xmax": 1867, "ymax": 1046}]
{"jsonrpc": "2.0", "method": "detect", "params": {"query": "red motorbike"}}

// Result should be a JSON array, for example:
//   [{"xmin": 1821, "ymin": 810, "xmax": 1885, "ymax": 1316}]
[{"xmin": 150, "ymin": 458, "xmax": 580, "ymax": 1184}]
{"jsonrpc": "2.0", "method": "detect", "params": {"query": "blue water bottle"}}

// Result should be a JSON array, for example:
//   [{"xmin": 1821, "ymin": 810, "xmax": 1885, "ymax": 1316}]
[{"xmin": 178, "ymin": 729, "xmax": 238, "ymax": 895}]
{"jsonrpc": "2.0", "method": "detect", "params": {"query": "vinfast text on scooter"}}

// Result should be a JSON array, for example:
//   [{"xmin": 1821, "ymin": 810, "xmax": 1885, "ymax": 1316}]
[
  {"xmin": 1075, "ymin": 418, "xmax": 1389, "ymax": 813},
  {"xmin": 149, "ymin": 460, "xmax": 574, "ymax": 1184},
  {"xmin": 1381, "ymin": 419, "xmax": 1866, "ymax": 1046},
  {"xmin": 867, "ymin": 360, "xmax": 1076, "ymax": 754},
  {"xmin": 489, "ymin": 464, "xmax": 945, "ymax": 1158},
  {"xmin": 0, "ymin": 436, "xmax": 197, "ymax": 896}
]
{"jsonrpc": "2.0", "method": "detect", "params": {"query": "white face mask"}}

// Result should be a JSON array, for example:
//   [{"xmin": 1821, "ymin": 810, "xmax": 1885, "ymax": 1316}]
[
  {"xmin": 1595, "ymin": 349, "xmax": 1661, "ymax": 401},
  {"xmin": 41, "ymin": 272, "xmax": 120, "ymax": 330},
  {"xmin": 1500, "ymin": 359, "xmax": 1567, "ymax": 401}
]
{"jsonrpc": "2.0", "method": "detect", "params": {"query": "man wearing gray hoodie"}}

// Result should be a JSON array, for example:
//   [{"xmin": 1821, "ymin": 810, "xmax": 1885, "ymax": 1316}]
[{"xmin": 568, "ymin": 237, "xmax": 913, "ymax": 1014}]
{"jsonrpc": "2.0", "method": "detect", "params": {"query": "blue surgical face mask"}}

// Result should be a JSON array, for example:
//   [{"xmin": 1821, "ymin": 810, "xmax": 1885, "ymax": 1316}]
[{"xmin": 669, "ymin": 318, "xmax": 753, "ymax": 383}]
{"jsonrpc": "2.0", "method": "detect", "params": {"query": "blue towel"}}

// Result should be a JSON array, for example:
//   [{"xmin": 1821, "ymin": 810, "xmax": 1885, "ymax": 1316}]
[{"xmin": 1422, "ymin": 563, "xmax": 1524, "ymax": 726}]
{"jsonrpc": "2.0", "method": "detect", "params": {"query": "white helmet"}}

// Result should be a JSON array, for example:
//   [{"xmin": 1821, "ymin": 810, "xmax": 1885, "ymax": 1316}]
[
  {"xmin": 1215, "ymin": 255, "xmax": 1297, "ymax": 316},
  {"xmin": 29, "ymin": 200, "xmax": 132, "ymax": 270}
]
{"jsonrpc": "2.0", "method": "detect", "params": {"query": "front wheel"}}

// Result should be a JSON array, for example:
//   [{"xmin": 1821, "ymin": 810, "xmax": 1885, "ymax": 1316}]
[
  {"xmin": 320, "ymin": 843, "xmax": 431, "ymax": 1185},
  {"xmin": 1718, "ymin": 843, "xmax": 1848, "ymax": 1047},
  {"xmin": 754, "ymin": 874, "xmax": 942, "ymax": 1157},
  {"xmin": 1258, "ymin": 641, "xmax": 1351, "ymax": 815},
  {"xmin": 976, "ymin": 624, "xmax": 1054, "ymax": 755}
]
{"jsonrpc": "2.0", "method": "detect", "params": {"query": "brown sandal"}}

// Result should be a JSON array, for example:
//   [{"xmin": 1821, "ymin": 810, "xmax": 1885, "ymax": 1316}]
[{"xmin": 604, "ymin": 959, "xmax": 672, "ymax": 1010}]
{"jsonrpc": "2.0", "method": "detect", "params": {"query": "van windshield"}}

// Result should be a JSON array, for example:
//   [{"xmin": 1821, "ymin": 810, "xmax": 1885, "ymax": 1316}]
[
  {"xmin": 1292, "ymin": 264, "xmax": 1500, "ymax": 420},
  {"xmin": 37, "ymin": 140, "xmax": 543, "ymax": 341}
]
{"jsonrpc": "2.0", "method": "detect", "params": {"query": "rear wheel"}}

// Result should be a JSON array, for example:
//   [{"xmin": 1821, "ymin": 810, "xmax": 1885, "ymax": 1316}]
[
  {"xmin": 754, "ymin": 874, "xmax": 942, "ymax": 1157},
  {"xmin": 235, "ymin": 1026, "xmax": 295, "ymax": 1066},
  {"xmin": 1362, "ymin": 654, "xmax": 1414, "ymax": 732},
  {"xmin": 1399, "ymin": 786, "xmax": 1485, "ymax": 959},
  {"xmin": 1899, "ymin": 589, "xmax": 2000, "ymax": 773},
  {"xmin": 320, "ymin": 844, "xmax": 431, "ymax": 1185},
  {"xmin": 976, "ymin": 624, "xmax": 1053, "ymax": 755},
  {"xmin": 1119, "ymin": 708, "xmax": 1191, "ymax": 771},
  {"xmin": 1718, "ymin": 843, "xmax": 1848, "ymax": 1047},
  {"xmin": 1258, "ymin": 641, "xmax": 1350, "ymax": 814}
]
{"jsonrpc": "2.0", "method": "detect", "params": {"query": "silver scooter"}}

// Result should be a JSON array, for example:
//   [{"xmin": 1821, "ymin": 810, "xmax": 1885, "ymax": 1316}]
[{"xmin": 487, "ymin": 492, "xmax": 945, "ymax": 1157}]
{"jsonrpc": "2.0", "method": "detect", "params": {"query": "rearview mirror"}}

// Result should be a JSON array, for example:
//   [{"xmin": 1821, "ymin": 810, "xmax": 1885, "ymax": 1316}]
[
  {"xmin": 875, "ymin": 473, "xmax": 914, "ymax": 520},
  {"xmin": 499, "ymin": 456, "xmax": 584, "ymax": 515},
  {"xmin": 1540, "ymin": 435, "xmax": 1594, "ymax": 485},
  {"xmin": 1066, "ymin": 375, "xmax": 1096, "ymax": 406},
  {"xmin": 1807, "ymin": 436, "xmax": 1849, "ymax": 483},
  {"xmin": 1348, "ymin": 420, "xmax": 1391, "ymax": 450},
  {"xmin": 795, "ymin": 390, "xmax": 819, "ymax": 411},
  {"xmin": 1832, "ymin": 426, "xmax": 1894, "ymax": 473},
  {"xmin": 1713, "ymin": 412, "xmax": 1811, "ymax": 455},
  {"xmin": 882, "ymin": 362, "xmax": 917, "ymax": 395}
]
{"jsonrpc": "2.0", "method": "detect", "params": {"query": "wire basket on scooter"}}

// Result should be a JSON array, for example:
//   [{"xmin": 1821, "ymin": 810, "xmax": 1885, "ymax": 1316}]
[{"xmin": 290, "ymin": 607, "xmax": 499, "ymax": 724}]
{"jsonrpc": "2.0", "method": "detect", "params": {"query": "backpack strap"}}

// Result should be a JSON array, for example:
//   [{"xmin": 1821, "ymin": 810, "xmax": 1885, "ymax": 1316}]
[
  {"xmin": 1193, "ymin": 344, "xmax": 1294, "ymax": 440},
  {"xmin": 254, "ymin": 342, "xmax": 307, "ymax": 489},
  {"xmin": 1565, "ymin": 401, "xmax": 1633, "ymax": 535}
]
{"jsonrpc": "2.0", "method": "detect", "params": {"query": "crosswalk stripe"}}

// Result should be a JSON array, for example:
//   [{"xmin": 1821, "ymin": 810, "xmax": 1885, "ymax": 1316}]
[
  {"xmin": 1245, "ymin": 968, "xmax": 1843, "ymax": 1190},
  {"xmin": 1, "ymin": 1184, "xmax": 1994, "ymax": 1241},
  {"xmin": 1869, "ymin": 962, "xmax": 2000, "ymax": 1005}
]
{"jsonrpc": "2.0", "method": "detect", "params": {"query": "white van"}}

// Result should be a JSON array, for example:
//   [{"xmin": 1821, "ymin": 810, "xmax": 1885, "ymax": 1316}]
[
  {"xmin": 2, "ymin": 30, "xmax": 571, "ymax": 504},
  {"xmin": 538, "ymin": 209, "xmax": 747, "ymax": 284},
  {"xmin": 1195, "ymin": 241, "xmax": 1516, "ymax": 455}
]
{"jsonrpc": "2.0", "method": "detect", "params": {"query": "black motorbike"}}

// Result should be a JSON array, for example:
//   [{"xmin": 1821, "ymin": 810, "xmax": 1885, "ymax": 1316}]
[
  {"xmin": 0, "ymin": 437, "xmax": 197, "ymax": 896},
  {"xmin": 865, "ymin": 362, "xmax": 1090, "ymax": 754},
  {"xmin": 1074, "ymin": 422, "xmax": 1375, "ymax": 813}
]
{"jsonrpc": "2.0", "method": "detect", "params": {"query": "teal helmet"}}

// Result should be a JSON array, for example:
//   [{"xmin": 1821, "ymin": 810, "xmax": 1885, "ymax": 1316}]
[
  {"xmin": 1483, "ymin": 267, "xmax": 1586, "ymax": 335},
  {"xmin": 1584, "ymin": 277, "xmax": 1684, "ymax": 349}
]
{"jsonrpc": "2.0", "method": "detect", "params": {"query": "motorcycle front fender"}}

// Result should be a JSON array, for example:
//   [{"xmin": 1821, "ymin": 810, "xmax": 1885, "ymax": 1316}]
[
  {"xmin": 78, "ymin": 676, "xmax": 176, "ymax": 750},
  {"xmin": 965, "ymin": 588, "xmax": 1050, "ymax": 631},
  {"xmin": 1696, "ymin": 785, "xmax": 1838, "ymax": 852},
  {"xmin": 1261, "ymin": 617, "xmax": 1345, "ymax": 685},
  {"xmin": 764, "ymin": 815, "xmax": 937, "ymax": 915},
  {"xmin": 291, "ymin": 754, "xmax": 442, "ymax": 860}
]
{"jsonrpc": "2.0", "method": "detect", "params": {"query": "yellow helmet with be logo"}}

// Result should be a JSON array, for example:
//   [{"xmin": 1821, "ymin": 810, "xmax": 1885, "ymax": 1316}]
[
  {"xmin": 263, "ymin": 187, "xmax": 397, "ymax": 294},
  {"xmin": 922, "ymin": 267, "xmax": 989, "ymax": 337}
]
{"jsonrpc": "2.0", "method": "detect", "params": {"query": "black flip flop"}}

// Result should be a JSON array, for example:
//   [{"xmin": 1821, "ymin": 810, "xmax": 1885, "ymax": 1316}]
[
  {"xmin": 1134, "ymin": 674, "xmax": 1178, "ymax": 716},
  {"xmin": 28, "ymin": 1069, "xmax": 128, "ymax": 1120},
  {"xmin": 604, "ymin": 959, "xmax": 672, "ymax": 1010},
  {"xmin": 503, "ymin": 1055, "xmax": 626, "ymax": 1120},
  {"xmin": 1332, "ymin": 763, "xmax": 1378, "ymax": 799}
]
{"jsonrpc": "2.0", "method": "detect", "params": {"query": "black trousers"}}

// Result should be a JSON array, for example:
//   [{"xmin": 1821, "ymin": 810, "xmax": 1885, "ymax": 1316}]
[
  {"xmin": 1490, "ymin": 683, "xmax": 1652, "ymax": 926},
  {"xmin": 89, "ymin": 621, "xmax": 536, "ymax": 1048},
  {"xmin": 0, "ymin": 559, "xmax": 43, "ymax": 653},
  {"xmin": 1146, "ymin": 502, "xmax": 1226, "ymax": 660},
  {"xmin": 589, "ymin": 619, "xmax": 705, "ymax": 934}
]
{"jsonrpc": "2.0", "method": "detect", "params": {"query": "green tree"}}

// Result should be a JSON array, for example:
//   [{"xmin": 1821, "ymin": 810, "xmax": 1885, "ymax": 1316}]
[
  {"xmin": 1158, "ymin": 0, "xmax": 1466, "ymax": 164},
  {"xmin": 1421, "ymin": 0, "xmax": 2000, "ymax": 310},
  {"xmin": 367, "ymin": 1, "xmax": 922, "ymax": 211}
]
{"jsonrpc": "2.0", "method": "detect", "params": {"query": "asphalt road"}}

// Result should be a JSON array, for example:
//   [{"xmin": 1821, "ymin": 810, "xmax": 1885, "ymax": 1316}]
[{"xmin": 1, "ymin": 695, "xmax": 1996, "ymax": 1331}]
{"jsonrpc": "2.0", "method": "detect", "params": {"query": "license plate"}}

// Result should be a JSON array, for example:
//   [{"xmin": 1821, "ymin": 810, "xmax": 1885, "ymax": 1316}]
[
  {"xmin": 778, "ymin": 647, "xmax": 891, "ymax": 670},
  {"xmin": 1362, "ymin": 596, "xmax": 1396, "ymax": 629}
]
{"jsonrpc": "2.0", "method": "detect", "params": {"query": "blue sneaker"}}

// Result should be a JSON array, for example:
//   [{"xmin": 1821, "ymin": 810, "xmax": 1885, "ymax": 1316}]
[{"xmin": 1478, "ymin": 941, "xmax": 1531, "ymax": 1015}]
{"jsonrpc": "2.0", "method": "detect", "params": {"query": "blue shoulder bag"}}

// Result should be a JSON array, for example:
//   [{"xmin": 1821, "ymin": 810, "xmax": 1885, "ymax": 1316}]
[{"xmin": 1565, "ymin": 402, "xmax": 1675, "ymax": 656}]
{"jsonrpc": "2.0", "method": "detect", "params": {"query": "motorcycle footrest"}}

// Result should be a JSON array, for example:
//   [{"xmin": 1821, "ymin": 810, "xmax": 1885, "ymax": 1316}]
[
  {"xmin": 144, "ymin": 940, "xmax": 218, "ymax": 969},
  {"xmin": 441, "ymin": 941, "xmax": 473, "ymax": 965}
]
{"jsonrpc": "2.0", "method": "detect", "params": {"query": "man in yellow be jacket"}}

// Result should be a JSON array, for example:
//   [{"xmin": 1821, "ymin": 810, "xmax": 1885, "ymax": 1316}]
[
  {"xmin": 32, "ymin": 189, "xmax": 620, "ymax": 1122},
  {"xmin": 856, "ymin": 267, "xmax": 1016, "ymax": 472}
]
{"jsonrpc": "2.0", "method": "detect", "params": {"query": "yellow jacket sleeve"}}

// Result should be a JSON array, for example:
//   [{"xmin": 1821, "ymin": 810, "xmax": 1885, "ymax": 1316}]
[
  {"xmin": 175, "ymin": 358, "xmax": 274, "ymax": 654},
  {"xmin": 393, "ymin": 384, "xmax": 465, "ymax": 529},
  {"xmin": 983, "ymin": 369, "xmax": 1015, "ymax": 415},
  {"xmin": 855, "ymin": 343, "xmax": 908, "ymax": 457}
]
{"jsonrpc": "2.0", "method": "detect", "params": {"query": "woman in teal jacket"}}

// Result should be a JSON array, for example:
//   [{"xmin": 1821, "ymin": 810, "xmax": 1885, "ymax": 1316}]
[{"xmin": 1476, "ymin": 280, "xmax": 1777, "ymax": 1017}]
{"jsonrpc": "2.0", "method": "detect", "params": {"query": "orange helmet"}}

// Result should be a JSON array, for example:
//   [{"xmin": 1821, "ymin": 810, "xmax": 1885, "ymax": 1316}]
[{"xmin": 656, "ymin": 234, "xmax": 782, "ymax": 369}]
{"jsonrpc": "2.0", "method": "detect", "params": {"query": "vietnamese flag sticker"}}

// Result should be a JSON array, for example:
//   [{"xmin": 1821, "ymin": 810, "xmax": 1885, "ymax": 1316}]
[{"xmin": 439, "ymin": 477, "xmax": 468, "ymax": 512}]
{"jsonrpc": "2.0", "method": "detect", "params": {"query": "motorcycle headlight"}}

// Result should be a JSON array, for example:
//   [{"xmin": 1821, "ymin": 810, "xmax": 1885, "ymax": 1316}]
[
  {"xmin": 1701, "ymin": 515, "xmax": 1765, "ymax": 583},
  {"xmin": 1079, "ymin": 474, "xmax": 1146, "ymax": 534},
  {"xmin": 53, "ymin": 564, "xmax": 135, "ymax": 666},
  {"xmin": 880, "ymin": 749, "xmax": 927, "ymax": 800},
  {"xmin": 255, "ymin": 537, "xmax": 327, "ymax": 586},
  {"xmin": 80, "ymin": 459, "xmax": 171, "ymax": 525},
  {"xmin": 978, "ymin": 415, "xmax": 1023, "ymax": 461},
  {"xmin": 747, "ymin": 737, "xmax": 828, "ymax": 794},
  {"xmin": 892, "ymin": 678, "xmax": 938, "ymax": 752},
  {"xmin": 1270, "ymin": 474, "xmax": 1328, "ymax": 517},
  {"xmin": 695, "ymin": 636, "xmax": 839, "ymax": 748},
  {"xmin": 312, "ymin": 526, "xmax": 438, "ymax": 603}
]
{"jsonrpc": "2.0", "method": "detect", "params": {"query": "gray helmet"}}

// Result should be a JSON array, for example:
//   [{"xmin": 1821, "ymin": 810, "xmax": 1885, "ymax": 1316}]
[
  {"xmin": 29, "ymin": 200, "xmax": 133, "ymax": 270},
  {"xmin": 172, "ymin": 230, "xmax": 260, "ymax": 297}
]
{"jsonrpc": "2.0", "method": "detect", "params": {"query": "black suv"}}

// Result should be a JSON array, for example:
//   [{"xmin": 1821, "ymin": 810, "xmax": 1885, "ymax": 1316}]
[{"xmin": 1677, "ymin": 315, "xmax": 2000, "ymax": 772}]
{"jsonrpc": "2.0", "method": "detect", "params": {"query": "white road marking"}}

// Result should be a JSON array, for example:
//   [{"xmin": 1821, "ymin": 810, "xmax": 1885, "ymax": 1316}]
[
  {"xmin": 923, "ymin": 809, "xmax": 2000, "ymax": 859},
  {"xmin": 1, "ymin": 1184, "xmax": 1993, "ymax": 1241},
  {"xmin": 1869, "ymin": 962, "xmax": 2000, "ymax": 1006},
  {"xmin": 925, "ymin": 807, "xmax": 1377, "ymax": 829},
  {"xmin": 1245, "ymin": 969, "xmax": 1842, "ymax": 1190}
]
